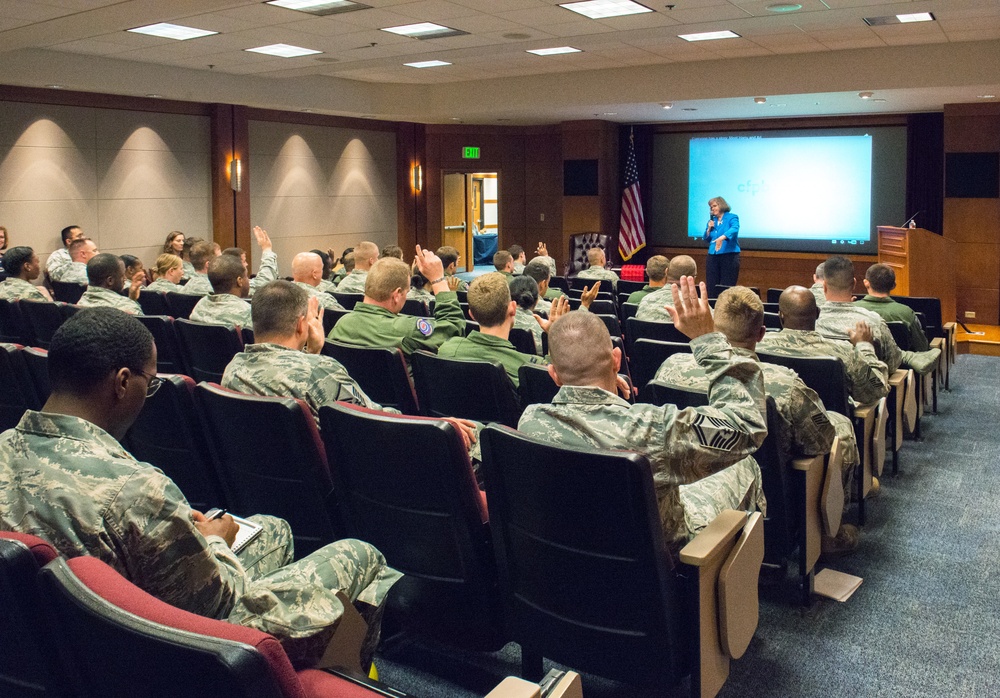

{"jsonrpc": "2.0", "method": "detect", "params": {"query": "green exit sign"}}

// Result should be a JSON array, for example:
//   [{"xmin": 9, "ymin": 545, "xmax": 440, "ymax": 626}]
[{"xmin": 462, "ymin": 146, "xmax": 480, "ymax": 159}]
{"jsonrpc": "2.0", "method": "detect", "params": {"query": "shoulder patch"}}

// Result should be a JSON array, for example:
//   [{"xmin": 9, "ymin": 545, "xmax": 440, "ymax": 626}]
[
  {"xmin": 691, "ymin": 413, "xmax": 742, "ymax": 452},
  {"xmin": 416, "ymin": 318, "xmax": 434, "ymax": 336}
]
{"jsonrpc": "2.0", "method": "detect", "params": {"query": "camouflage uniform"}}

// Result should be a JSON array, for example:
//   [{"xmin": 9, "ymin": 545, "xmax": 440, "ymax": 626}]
[
  {"xmin": 636, "ymin": 286, "xmax": 675, "ymax": 322},
  {"xmin": 533, "ymin": 255, "xmax": 558, "ymax": 277},
  {"xmin": 438, "ymin": 331, "xmax": 546, "ymax": 386},
  {"xmin": 317, "ymin": 278, "xmax": 337, "ymax": 293},
  {"xmin": 518, "ymin": 332, "xmax": 768, "ymax": 548},
  {"xmin": 817, "ymin": 301, "xmax": 940, "ymax": 374},
  {"xmin": 331, "ymin": 268, "xmax": 348, "ymax": 286},
  {"xmin": 535, "ymin": 297, "xmax": 552, "ymax": 315},
  {"xmin": 52, "ymin": 261, "xmax": 88, "ymax": 285},
  {"xmin": 513, "ymin": 262, "xmax": 525, "ymax": 274},
  {"xmin": 513, "ymin": 306, "xmax": 544, "ymax": 356},
  {"xmin": 329, "ymin": 291, "xmax": 465, "ymax": 357},
  {"xmin": 654, "ymin": 348, "xmax": 859, "ymax": 484},
  {"xmin": 0, "ymin": 411, "xmax": 401, "ymax": 667},
  {"xmin": 335, "ymin": 270, "xmax": 369, "ymax": 295},
  {"xmin": 0, "ymin": 278, "xmax": 48, "ymax": 302},
  {"xmin": 78, "ymin": 286, "xmax": 142, "ymax": 315},
  {"xmin": 294, "ymin": 281, "xmax": 345, "ymax": 312},
  {"xmin": 626, "ymin": 284, "xmax": 659, "ymax": 306},
  {"xmin": 181, "ymin": 272, "xmax": 213, "ymax": 296},
  {"xmin": 809, "ymin": 282, "xmax": 826, "ymax": 308},
  {"xmin": 222, "ymin": 343, "xmax": 384, "ymax": 422},
  {"xmin": 182, "ymin": 260, "xmax": 196, "ymax": 280},
  {"xmin": 191, "ymin": 293, "xmax": 253, "ymax": 330},
  {"xmin": 406, "ymin": 286, "xmax": 436, "ymax": 304},
  {"xmin": 854, "ymin": 295, "xmax": 930, "ymax": 352},
  {"xmin": 45, "ymin": 248, "xmax": 72, "ymax": 278},
  {"xmin": 248, "ymin": 250, "xmax": 278, "ymax": 296},
  {"xmin": 757, "ymin": 328, "xmax": 889, "ymax": 405},
  {"xmin": 145, "ymin": 278, "xmax": 185, "ymax": 293},
  {"xmin": 575, "ymin": 266, "xmax": 619, "ymax": 291}
]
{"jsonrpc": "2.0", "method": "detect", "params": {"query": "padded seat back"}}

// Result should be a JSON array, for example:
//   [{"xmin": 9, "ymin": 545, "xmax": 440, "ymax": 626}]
[
  {"xmin": 886, "ymin": 321, "xmax": 911, "ymax": 351},
  {"xmin": 518, "ymin": 363, "xmax": 559, "ymax": 407},
  {"xmin": 0, "ymin": 344, "xmax": 40, "ymax": 431},
  {"xmin": 640, "ymin": 381, "xmax": 709, "ymax": 408},
  {"xmin": 21, "ymin": 347, "xmax": 50, "ymax": 405},
  {"xmin": 400, "ymin": 299, "xmax": 430, "ymax": 317},
  {"xmin": 330, "ymin": 292, "xmax": 363, "ymax": 311},
  {"xmin": 194, "ymin": 383, "xmax": 339, "ymax": 557},
  {"xmin": 174, "ymin": 319, "xmax": 243, "ymax": 383},
  {"xmin": 411, "ymin": 351, "xmax": 522, "ymax": 427},
  {"xmin": 319, "ymin": 403, "xmax": 504, "ymax": 650},
  {"xmin": 137, "ymin": 291, "xmax": 171, "ymax": 317},
  {"xmin": 19, "ymin": 301, "xmax": 66, "ymax": 350},
  {"xmin": 507, "ymin": 327, "xmax": 537, "ymax": 355},
  {"xmin": 754, "ymin": 398, "xmax": 798, "ymax": 565},
  {"xmin": 50, "ymin": 281, "xmax": 86, "ymax": 304},
  {"xmin": 892, "ymin": 296, "xmax": 943, "ymax": 337},
  {"xmin": 0, "ymin": 299, "xmax": 33, "ymax": 344},
  {"xmin": 566, "ymin": 233, "xmax": 613, "ymax": 276},
  {"xmin": 164, "ymin": 292, "xmax": 200, "ymax": 320},
  {"xmin": 136, "ymin": 315, "xmax": 186, "ymax": 375},
  {"xmin": 628, "ymin": 339, "xmax": 692, "ymax": 392},
  {"xmin": 616, "ymin": 279, "xmax": 646, "ymax": 295},
  {"xmin": 625, "ymin": 317, "xmax": 688, "ymax": 355},
  {"xmin": 321, "ymin": 341, "xmax": 419, "ymax": 415},
  {"xmin": 757, "ymin": 352, "xmax": 850, "ymax": 416}
]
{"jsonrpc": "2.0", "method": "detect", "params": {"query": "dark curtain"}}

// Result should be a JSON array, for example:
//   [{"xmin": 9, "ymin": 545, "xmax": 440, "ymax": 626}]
[{"xmin": 906, "ymin": 112, "xmax": 944, "ymax": 235}]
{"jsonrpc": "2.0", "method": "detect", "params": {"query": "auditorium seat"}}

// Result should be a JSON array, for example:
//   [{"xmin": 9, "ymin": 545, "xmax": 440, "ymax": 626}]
[
  {"xmin": 567, "ymin": 297, "xmax": 615, "ymax": 315},
  {"xmin": 892, "ymin": 295, "xmax": 955, "ymax": 389},
  {"xmin": 19, "ymin": 301, "xmax": 66, "ymax": 349},
  {"xmin": 38, "ymin": 554, "xmax": 391, "ymax": 698},
  {"xmin": 319, "ymin": 402, "xmax": 505, "ymax": 651},
  {"xmin": 626, "ymin": 339, "xmax": 691, "ymax": 392},
  {"xmin": 596, "ymin": 313, "xmax": 622, "ymax": 339},
  {"xmin": 21, "ymin": 347, "xmax": 50, "ymax": 405},
  {"xmin": 174, "ymin": 319, "xmax": 243, "ymax": 383},
  {"xmin": 766, "ymin": 288, "xmax": 784, "ymax": 304},
  {"xmin": 400, "ymin": 299, "xmax": 430, "ymax": 317},
  {"xmin": 50, "ymin": 281, "xmax": 86, "ymax": 304},
  {"xmin": 763, "ymin": 312, "xmax": 782, "ymax": 330},
  {"xmin": 639, "ymin": 380, "xmax": 708, "ymax": 408},
  {"xmin": 0, "ymin": 299, "xmax": 33, "ymax": 345},
  {"xmin": 507, "ymin": 327, "xmax": 538, "ymax": 355},
  {"xmin": 517, "ymin": 363, "xmax": 559, "ymax": 407},
  {"xmin": 619, "ymin": 301, "xmax": 639, "ymax": 324},
  {"xmin": 481, "ymin": 425, "xmax": 763, "ymax": 695},
  {"xmin": 616, "ymin": 279, "xmax": 646, "ymax": 295},
  {"xmin": 411, "ymin": 351, "xmax": 522, "ymax": 428},
  {"xmin": 321, "ymin": 341, "xmax": 419, "ymax": 415},
  {"xmin": 164, "ymin": 291, "xmax": 200, "ymax": 320},
  {"xmin": 137, "ymin": 290, "xmax": 171, "ymax": 317},
  {"xmin": 624, "ymin": 317, "xmax": 689, "ymax": 356},
  {"xmin": 0, "ymin": 344, "xmax": 40, "ymax": 431},
  {"xmin": 194, "ymin": 383, "xmax": 340, "ymax": 557},
  {"xmin": 565, "ymin": 233, "xmax": 613, "ymax": 277},
  {"xmin": 136, "ymin": 315, "xmax": 186, "ymax": 375},
  {"xmin": 330, "ymin": 291, "xmax": 363, "ymax": 310},
  {"xmin": 124, "ymin": 374, "xmax": 225, "ymax": 513}
]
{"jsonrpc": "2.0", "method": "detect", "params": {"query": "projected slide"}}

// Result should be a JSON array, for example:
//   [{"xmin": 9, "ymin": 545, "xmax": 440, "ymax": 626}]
[{"xmin": 688, "ymin": 135, "xmax": 873, "ymax": 245}]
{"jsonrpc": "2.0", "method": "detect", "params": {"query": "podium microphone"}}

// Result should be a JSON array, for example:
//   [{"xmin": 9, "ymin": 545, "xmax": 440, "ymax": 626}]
[{"xmin": 900, "ymin": 211, "xmax": 921, "ymax": 228}]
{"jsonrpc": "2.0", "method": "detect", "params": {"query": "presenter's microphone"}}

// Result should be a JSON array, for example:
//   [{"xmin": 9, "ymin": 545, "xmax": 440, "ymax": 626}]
[{"xmin": 900, "ymin": 211, "xmax": 921, "ymax": 228}]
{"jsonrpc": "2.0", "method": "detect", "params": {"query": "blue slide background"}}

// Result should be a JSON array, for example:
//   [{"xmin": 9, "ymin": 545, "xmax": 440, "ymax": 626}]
[{"xmin": 688, "ymin": 135, "xmax": 873, "ymax": 243}]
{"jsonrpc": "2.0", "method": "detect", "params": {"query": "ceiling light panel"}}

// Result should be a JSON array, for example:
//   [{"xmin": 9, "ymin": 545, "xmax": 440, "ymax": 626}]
[
  {"xmin": 678, "ymin": 30, "xmax": 741, "ymax": 42},
  {"xmin": 897, "ymin": 13, "xmax": 934, "ymax": 23},
  {"xmin": 245, "ymin": 43, "xmax": 322, "ymax": 57},
  {"xmin": 527, "ymin": 46, "xmax": 582, "ymax": 55},
  {"xmin": 560, "ymin": 0, "xmax": 653, "ymax": 20},
  {"xmin": 381, "ymin": 22, "xmax": 468, "ymax": 39},
  {"xmin": 265, "ymin": 0, "xmax": 371, "ymax": 15},
  {"xmin": 127, "ymin": 23, "xmax": 218, "ymax": 40},
  {"xmin": 405, "ymin": 60, "xmax": 451, "ymax": 68}
]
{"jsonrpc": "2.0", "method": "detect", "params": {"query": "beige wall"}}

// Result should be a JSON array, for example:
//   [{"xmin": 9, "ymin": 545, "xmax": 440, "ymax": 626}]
[
  {"xmin": 248, "ymin": 120, "xmax": 397, "ymax": 276},
  {"xmin": 0, "ymin": 100, "xmax": 211, "ymax": 269}
]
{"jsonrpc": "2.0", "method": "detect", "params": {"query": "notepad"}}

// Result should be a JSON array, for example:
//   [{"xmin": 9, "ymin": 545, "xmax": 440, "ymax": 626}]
[
  {"xmin": 228, "ymin": 515, "xmax": 264, "ymax": 554},
  {"xmin": 814, "ymin": 568, "xmax": 863, "ymax": 602}
]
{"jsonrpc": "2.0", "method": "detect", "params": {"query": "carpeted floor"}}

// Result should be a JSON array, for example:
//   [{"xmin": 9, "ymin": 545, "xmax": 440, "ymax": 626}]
[{"xmin": 375, "ymin": 354, "xmax": 1000, "ymax": 697}]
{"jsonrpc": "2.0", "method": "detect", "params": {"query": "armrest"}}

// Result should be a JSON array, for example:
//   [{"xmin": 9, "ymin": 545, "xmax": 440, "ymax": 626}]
[
  {"xmin": 791, "ymin": 453, "xmax": 823, "ymax": 473},
  {"xmin": 679, "ymin": 509, "xmax": 747, "ymax": 566},
  {"xmin": 484, "ymin": 677, "xmax": 541, "ymax": 698},
  {"xmin": 821, "ymin": 437, "xmax": 845, "ymax": 537},
  {"xmin": 852, "ymin": 402, "xmax": 875, "ymax": 422},
  {"xmin": 317, "ymin": 590, "xmax": 369, "ymax": 674},
  {"xmin": 717, "ymin": 512, "xmax": 764, "ymax": 659}
]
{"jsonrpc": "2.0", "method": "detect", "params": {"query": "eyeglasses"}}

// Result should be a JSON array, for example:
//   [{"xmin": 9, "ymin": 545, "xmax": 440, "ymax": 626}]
[{"xmin": 135, "ymin": 370, "xmax": 162, "ymax": 397}]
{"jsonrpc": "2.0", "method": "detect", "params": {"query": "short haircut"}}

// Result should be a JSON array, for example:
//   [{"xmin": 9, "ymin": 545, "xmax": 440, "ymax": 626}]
[
  {"xmin": 493, "ymin": 250, "xmax": 512, "ymax": 271},
  {"xmin": 865, "ymin": 263, "xmax": 896, "ymax": 294},
  {"xmin": 645, "ymin": 255, "xmax": 669, "ymax": 282},
  {"xmin": 437, "ymin": 245, "xmax": 460, "ymax": 269},
  {"xmin": 548, "ymin": 311, "xmax": 613, "ymax": 386},
  {"xmin": 508, "ymin": 244, "xmax": 524, "ymax": 259},
  {"xmin": 49, "ymin": 308, "xmax": 153, "ymax": 394},
  {"xmin": 468, "ymin": 272, "xmax": 511, "ymax": 327},
  {"xmin": 251, "ymin": 280, "xmax": 308, "ymax": 338},
  {"xmin": 310, "ymin": 249, "xmax": 332, "ymax": 279},
  {"xmin": 822, "ymin": 256, "xmax": 855, "ymax": 292},
  {"xmin": 68, "ymin": 238, "xmax": 92, "ymax": 259},
  {"xmin": 182, "ymin": 236, "xmax": 202, "ymax": 259},
  {"xmin": 120, "ymin": 254, "xmax": 141, "ymax": 272},
  {"xmin": 3, "ymin": 246, "xmax": 34, "ymax": 277},
  {"xmin": 709, "ymin": 196, "xmax": 731, "ymax": 213},
  {"xmin": 343, "ymin": 252, "xmax": 356, "ymax": 273},
  {"xmin": 222, "ymin": 247, "xmax": 243, "ymax": 259},
  {"xmin": 381, "ymin": 244, "xmax": 403, "ymax": 260},
  {"xmin": 814, "ymin": 263, "xmax": 825, "ymax": 280},
  {"xmin": 154, "ymin": 253, "xmax": 183, "ymax": 278},
  {"xmin": 522, "ymin": 259, "xmax": 551, "ymax": 285},
  {"xmin": 354, "ymin": 241, "xmax": 379, "ymax": 269},
  {"xmin": 208, "ymin": 254, "xmax": 245, "ymax": 293},
  {"xmin": 189, "ymin": 241, "xmax": 215, "ymax": 271},
  {"xmin": 667, "ymin": 255, "xmax": 697, "ymax": 281},
  {"xmin": 366, "ymin": 257, "xmax": 410, "ymax": 301},
  {"xmin": 86, "ymin": 253, "xmax": 121, "ymax": 286},
  {"xmin": 714, "ymin": 287, "xmax": 764, "ymax": 344},
  {"xmin": 509, "ymin": 275, "xmax": 539, "ymax": 311},
  {"xmin": 61, "ymin": 225, "xmax": 81, "ymax": 244},
  {"xmin": 586, "ymin": 247, "xmax": 604, "ymax": 266}
]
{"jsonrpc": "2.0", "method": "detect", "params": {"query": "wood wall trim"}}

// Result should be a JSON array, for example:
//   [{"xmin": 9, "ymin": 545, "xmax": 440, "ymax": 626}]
[
  {"xmin": 210, "ymin": 104, "xmax": 236, "ymax": 252},
  {"xmin": 652, "ymin": 114, "xmax": 910, "ymax": 134},
  {"xmin": 0, "ymin": 84, "xmax": 211, "ymax": 115},
  {"xmin": 650, "ymin": 247, "xmax": 878, "ymax": 262},
  {"xmin": 232, "ymin": 105, "xmax": 252, "ymax": 256},
  {"xmin": 244, "ymin": 107, "xmax": 398, "ymax": 132}
]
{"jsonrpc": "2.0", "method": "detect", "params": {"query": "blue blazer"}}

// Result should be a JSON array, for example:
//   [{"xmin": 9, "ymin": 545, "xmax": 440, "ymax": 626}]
[{"xmin": 704, "ymin": 212, "xmax": 740, "ymax": 255}]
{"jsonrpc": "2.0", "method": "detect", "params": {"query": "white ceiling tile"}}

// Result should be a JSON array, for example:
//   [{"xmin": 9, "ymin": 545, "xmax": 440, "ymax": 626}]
[
  {"xmin": 494, "ymin": 6, "xmax": 580, "ymax": 26},
  {"xmin": 662, "ymin": 4, "xmax": 753, "ymax": 25},
  {"xmin": 943, "ymin": 27, "xmax": 1000, "ymax": 42}
]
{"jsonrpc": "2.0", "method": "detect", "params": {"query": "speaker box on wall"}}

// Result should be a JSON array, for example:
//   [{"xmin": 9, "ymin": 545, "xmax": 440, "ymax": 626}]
[
  {"xmin": 563, "ymin": 159, "xmax": 599, "ymax": 196},
  {"xmin": 945, "ymin": 152, "xmax": 1000, "ymax": 198}
]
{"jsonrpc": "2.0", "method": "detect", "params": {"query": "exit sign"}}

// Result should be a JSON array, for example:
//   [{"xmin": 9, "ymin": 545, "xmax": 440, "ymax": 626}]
[{"xmin": 462, "ymin": 146, "xmax": 480, "ymax": 159}]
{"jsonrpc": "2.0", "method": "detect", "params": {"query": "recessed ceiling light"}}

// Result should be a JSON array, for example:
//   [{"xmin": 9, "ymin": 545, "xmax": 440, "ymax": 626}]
[
  {"xmin": 302, "ymin": 108, "xmax": 314, "ymax": 112},
  {"xmin": 382, "ymin": 22, "xmax": 467, "ymax": 39},
  {"xmin": 526, "ymin": 46, "xmax": 581, "ymax": 56},
  {"xmin": 754, "ymin": 96, "xmax": 766, "ymax": 104},
  {"xmin": 404, "ymin": 60, "xmax": 451, "ymax": 68},
  {"xmin": 265, "ymin": 0, "xmax": 371, "ymax": 15},
  {"xmin": 872, "ymin": 98, "xmax": 887, "ymax": 103},
  {"xmin": 661, "ymin": 102, "xmax": 673, "ymax": 109},
  {"xmin": 560, "ymin": 0, "xmax": 652, "ymax": 20},
  {"xmin": 602, "ymin": 112, "xmax": 618, "ymax": 115},
  {"xmin": 128, "ymin": 23, "xmax": 217, "ymax": 40},
  {"xmin": 145, "ymin": 93, "xmax": 162, "ymax": 98},
  {"xmin": 859, "ymin": 91, "xmax": 874, "ymax": 99},
  {"xmin": 682, "ymin": 108, "xmax": 697, "ymax": 111},
  {"xmin": 246, "ymin": 43, "xmax": 322, "ymax": 57},
  {"xmin": 766, "ymin": 3, "xmax": 802, "ymax": 12},
  {"xmin": 977, "ymin": 94, "xmax": 996, "ymax": 99},
  {"xmin": 45, "ymin": 84, "xmax": 65, "ymax": 89},
  {"xmin": 897, "ymin": 12, "xmax": 934, "ymax": 23},
  {"xmin": 679, "ymin": 30, "xmax": 741, "ymax": 41}
]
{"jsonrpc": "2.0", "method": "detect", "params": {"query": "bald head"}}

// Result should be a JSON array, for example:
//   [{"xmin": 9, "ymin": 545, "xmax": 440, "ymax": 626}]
[
  {"xmin": 586, "ymin": 247, "xmax": 606, "ymax": 267},
  {"xmin": 548, "ymin": 310, "xmax": 616, "ymax": 389},
  {"xmin": 291, "ymin": 252, "xmax": 323, "ymax": 286},
  {"xmin": 667, "ymin": 255, "xmax": 697, "ymax": 282},
  {"xmin": 778, "ymin": 286, "xmax": 820, "ymax": 331}
]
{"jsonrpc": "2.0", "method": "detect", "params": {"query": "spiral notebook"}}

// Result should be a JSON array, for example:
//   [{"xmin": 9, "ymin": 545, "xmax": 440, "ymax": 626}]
[{"xmin": 229, "ymin": 515, "xmax": 264, "ymax": 554}]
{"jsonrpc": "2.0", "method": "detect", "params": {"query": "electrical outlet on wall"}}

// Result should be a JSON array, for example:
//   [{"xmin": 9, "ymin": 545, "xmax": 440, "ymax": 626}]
[
  {"xmin": 965, "ymin": 311, "xmax": 976, "ymax": 319},
  {"xmin": 540, "ymin": 213, "xmax": 545, "ymax": 221}
]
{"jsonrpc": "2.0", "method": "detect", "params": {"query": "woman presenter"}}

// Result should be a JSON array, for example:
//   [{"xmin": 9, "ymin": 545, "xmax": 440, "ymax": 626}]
[{"xmin": 703, "ymin": 196, "xmax": 740, "ymax": 292}]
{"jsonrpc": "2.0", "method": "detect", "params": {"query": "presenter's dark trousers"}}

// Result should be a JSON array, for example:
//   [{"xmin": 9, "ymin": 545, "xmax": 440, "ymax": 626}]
[{"xmin": 706, "ymin": 252, "xmax": 740, "ymax": 295}]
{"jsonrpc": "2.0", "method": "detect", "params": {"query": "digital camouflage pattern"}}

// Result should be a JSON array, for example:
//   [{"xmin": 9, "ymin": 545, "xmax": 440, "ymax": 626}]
[
  {"xmin": 635, "ymin": 285, "xmax": 675, "ymax": 322},
  {"xmin": 180, "ymin": 272, "xmax": 213, "ymax": 296},
  {"xmin": 518, "ymin": 332, "xmax": 767, "ymax": 547},
  {"xmin": 145, "ymin": 278, "xmax": 184, "ymax": 293},
  {"xmin": 854, "ymin": 295, "xmax": 930, "ymax": 352},
  {"xmin": 329, "ymin": 291, "xmax": 465, "ymax": 357},
  {"xmin": 52, "ymin": 261, "xmax": 88, "ymax": 285},
  {"xmin": 0, "ymin": 277, "xmax": 48, "ymax": 302},
  {"xmin": 817, "ymin": 300, "xmax": 940, "ymax": 374},
  {"xmin": 513, "ymin": 306, "xmax": 544, "ymax": 356},
  {"xmin": 406, "ymin": 286, "xmax": 436, "ymax": 304},
  {"xmin": 575, "ymin": 266, "xmax": 619, "ymax": 291},
  {"xmin": 191, "ymin": 293, "xmax": 253, "ymax": 329},
  {"xmin": 626, "ymin": 285, "xmax": 657, "ymax": 306},
  {"xmin": 0, "ymin": 411, "xmax": 400, "ymax": 667},
  {"xmin": 757, "ymin": 328, "xmax": 889, "ymax": 406},
  {"xmin": 45, "ymin": 247, "xmax": 72, "ymax": 278},
  {"xmin": 182, "ymin": 260, "xmax": 196, "ymax": 280},
  {"xmin": 78, "ymin": 286, "xmax": 142, "ymax": 315},
  {"xmin": 317, "ymin": 278, "xmax": 337, "ymax": 293},
  {"xmin": 335, "ymin": 270, "xmax": 368, "ymax": 295},
  {"xmin": 809, "ymin": 281, "xmax": 826, "ymax": 308},
  {"xmin": 533, "ymin": 255, "xmax": 558, "ymax": 277},
  {"xmin": 222, "ymin": 342, "xmax": 384, "ymax": 421},
  {"xmin": 248, "ymin": 250, "xmax": 278, "ymax": 296},
  {"xmin": 294, "ymin": 281, "xmax": 345, "ymax": 312},
  {"xmin": 437, "ymin": 331, "xmax": 546, "ymax": 386}
]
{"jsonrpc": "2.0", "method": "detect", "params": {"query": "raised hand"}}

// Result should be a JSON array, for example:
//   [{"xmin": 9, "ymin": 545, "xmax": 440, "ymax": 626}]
[
  {"xmin": 664, "ymin": 275, "xmax": 714, "ymax": 340},
  {"xmin": 304, "ymin": 296, "xmax": 325, "ymax": 354},
  {"xmin": 414, "ymin": 245, "xmax": 447, "ymax": 293},
  {"xmin": 534, "ymin": 295, "xmax": 570, "ymax": 333},
  {"xmin": 579, "ymin": 284, "xmax": 599, "ymax": 309},
  {"xmin": 128, "ymin": 270, "xmax": 145, "ymax": 300},
  {"xmin": 252, "ymin": 226, "xmax": 272, "ymax": 252}
]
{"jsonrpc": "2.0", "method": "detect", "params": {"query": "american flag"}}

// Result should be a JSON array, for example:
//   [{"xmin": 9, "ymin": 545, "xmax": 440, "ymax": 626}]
[{"xmin": 618, "ymin": 129, "xmax": 646, "ymax": 261}]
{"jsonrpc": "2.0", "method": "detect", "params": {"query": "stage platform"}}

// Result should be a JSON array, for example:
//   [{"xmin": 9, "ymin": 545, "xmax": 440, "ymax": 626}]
[{"xmin": 957, "ymin": 324, "xmax": 1000, "ymax": 357}]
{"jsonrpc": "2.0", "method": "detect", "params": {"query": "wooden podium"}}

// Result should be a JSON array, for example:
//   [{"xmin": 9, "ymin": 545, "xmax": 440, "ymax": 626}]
[{"xmin": 876, "ymin": 226, "xmax": 955, "ymax": 322}]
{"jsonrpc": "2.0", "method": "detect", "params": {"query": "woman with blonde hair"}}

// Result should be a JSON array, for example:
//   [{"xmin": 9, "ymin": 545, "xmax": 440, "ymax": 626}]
[{"xmin": 145, "ymin": 253, "xmax": 185, "ymax": 292}]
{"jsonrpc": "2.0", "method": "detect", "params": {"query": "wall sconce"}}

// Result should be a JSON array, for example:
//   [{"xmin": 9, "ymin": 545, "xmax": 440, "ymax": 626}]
[
  {"xmin": 230, "ymin": 158, "xmax": 242, "ymax": 192},
  {"xmin": 411, "ymin": 164, "xmax": 423, "ymax": 193}
]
